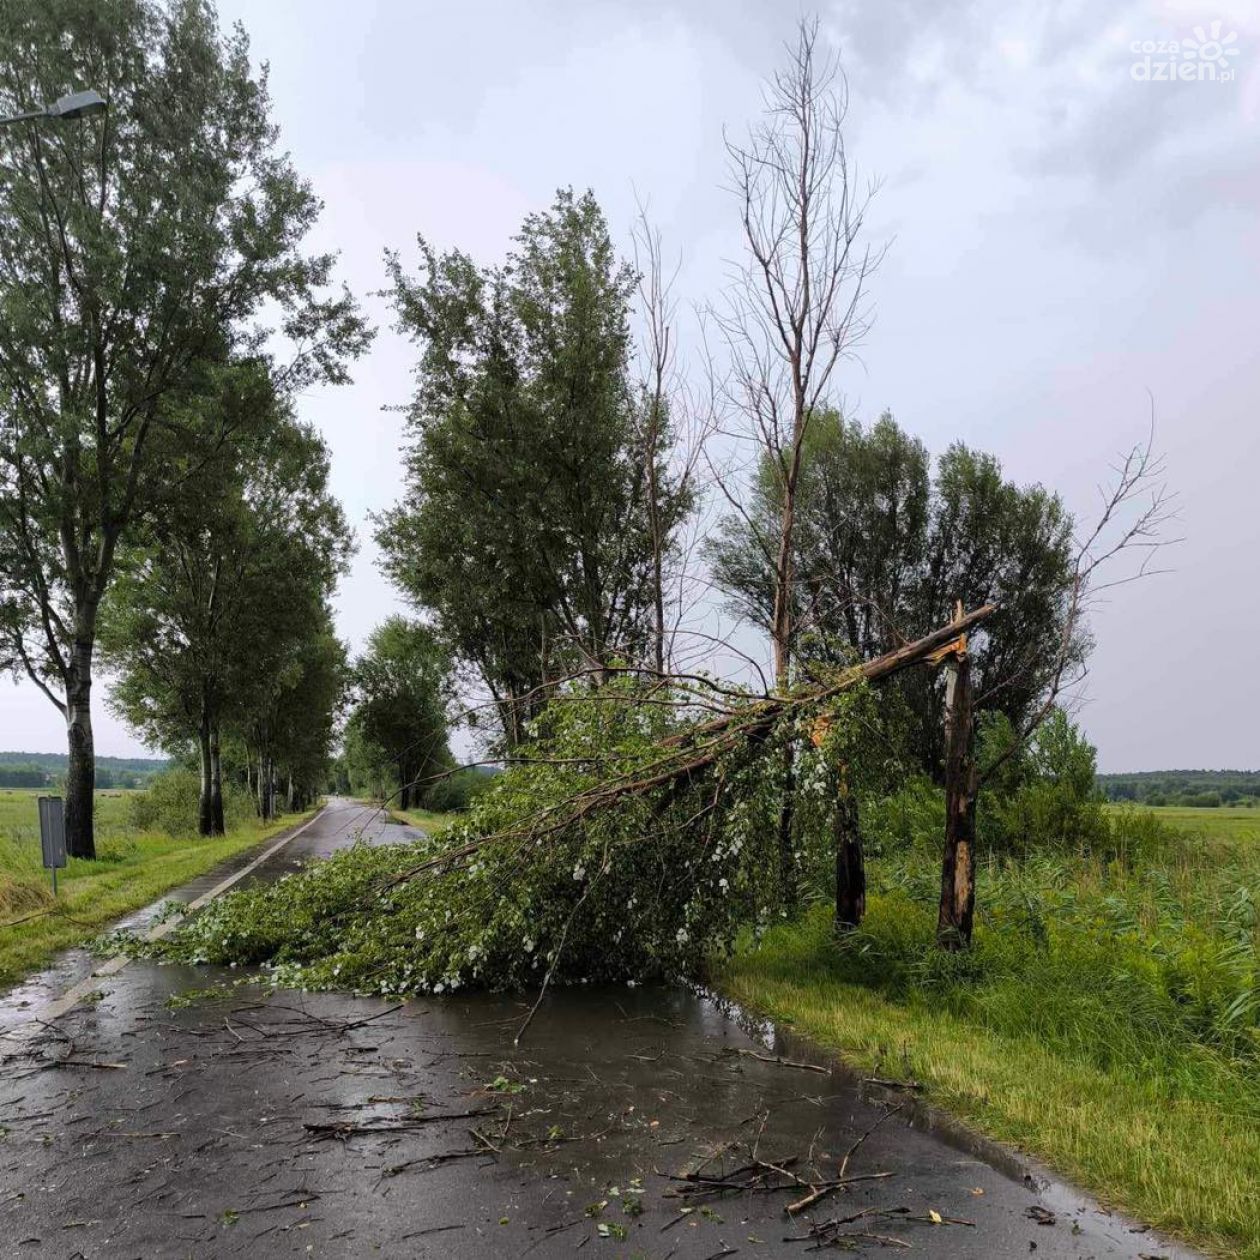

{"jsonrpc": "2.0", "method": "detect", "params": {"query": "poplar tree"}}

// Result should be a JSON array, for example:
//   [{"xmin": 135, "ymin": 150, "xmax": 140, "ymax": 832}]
[{"xmin": 0, "ymin": 0, "xmax": 369, "ymax": 855}]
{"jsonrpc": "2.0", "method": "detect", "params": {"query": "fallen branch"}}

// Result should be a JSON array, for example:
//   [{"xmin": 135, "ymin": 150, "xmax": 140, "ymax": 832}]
[
  {"xmin": 387, "ymin": 605, "xmax": 998, "ymax": 887},
  {"xmin": 303, "ymin": 1106, "xmax": 496, "ymax": 1137},
  {"xmin": 727, "ymin": 1047, "xmax": 829, "ymax": 1075}
]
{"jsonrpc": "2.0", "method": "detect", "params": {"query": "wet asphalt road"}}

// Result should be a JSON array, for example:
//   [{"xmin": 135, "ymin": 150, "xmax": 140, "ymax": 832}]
[{"xmin": 0, "ymin": 798, "xmax": 1197, "ymax": 1259}]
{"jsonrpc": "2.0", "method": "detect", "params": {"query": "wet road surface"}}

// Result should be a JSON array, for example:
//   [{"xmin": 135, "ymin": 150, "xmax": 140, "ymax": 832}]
[{"xmin": 0, "ymin": 799, "xmax": 1197, "ymax": 1258}]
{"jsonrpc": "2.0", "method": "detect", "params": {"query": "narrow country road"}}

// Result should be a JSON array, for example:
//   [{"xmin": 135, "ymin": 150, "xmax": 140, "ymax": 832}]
[{"xmin": 0, "ymin": 799, "xmax": 1196, "ymax": 1258}]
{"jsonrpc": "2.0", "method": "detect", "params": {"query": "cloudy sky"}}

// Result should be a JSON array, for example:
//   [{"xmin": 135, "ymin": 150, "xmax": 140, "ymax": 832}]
[{"xmin": 4, "ymin": 0, "xmax": 1257, "ymax": 772}]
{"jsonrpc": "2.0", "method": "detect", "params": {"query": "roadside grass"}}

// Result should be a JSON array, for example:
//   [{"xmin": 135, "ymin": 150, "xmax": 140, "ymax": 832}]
[
  {"xmin": 393, "ymin": 807, "xmax": 458, "ymax": 833},
  {"xmin": 0, "ymin": 788, "xmax": 311, "ymax": 988},
  {"xmin": 719, "ymin": 820, "xmax": 1260, "ymax": 1258},
  {"xmin": 344, "ymin": 796, "xmax": 458, "ymax": 834}
]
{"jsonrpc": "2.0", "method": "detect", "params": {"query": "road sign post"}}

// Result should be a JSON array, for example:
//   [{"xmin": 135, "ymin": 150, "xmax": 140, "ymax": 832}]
[{"xmin": 38, "ymin": 796, "xmax": 67, "ymax": 896}]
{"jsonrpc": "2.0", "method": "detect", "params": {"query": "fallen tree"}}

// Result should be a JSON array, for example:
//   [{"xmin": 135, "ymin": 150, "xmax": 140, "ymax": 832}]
[{"xmin": 119, "ymin": 606, "xmax": 996, "ymax": 1003}]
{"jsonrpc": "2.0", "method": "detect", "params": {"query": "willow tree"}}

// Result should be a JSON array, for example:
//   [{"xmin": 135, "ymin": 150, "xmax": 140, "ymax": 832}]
[
  {"xmin": 706, "ymin": 411, "xmax": 1077, "ymax": 776},
  {"xmin": 0, "ymin": 0, "xmax": 369, "ymax": 856}
]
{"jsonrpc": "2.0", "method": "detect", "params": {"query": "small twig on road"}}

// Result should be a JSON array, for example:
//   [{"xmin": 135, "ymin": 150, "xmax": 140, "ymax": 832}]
[
  {"xmin": 786, "ymin": 1102, "xmax": 905, "ymax": 1215},
  {"xmin": 726, "ymin": 1047, "xmax": 829, "ymax": 1074},
  {"xmin": 303, "ymin": 1106, "xmax": 496, "ymax": 1137}
]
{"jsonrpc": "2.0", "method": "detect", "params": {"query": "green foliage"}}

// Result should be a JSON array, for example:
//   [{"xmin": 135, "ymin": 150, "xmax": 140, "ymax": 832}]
[
  {"xmin": 127, "ymin": 769, "xmax": 252, "ymax": 838},
  {"xmin": 0, "ymin": 763, "xmax": 47, "ymax": 789},
  {"xmin": 859, "ymin": 776, "xmax": 946, "ymax": 860},
  {"xmin": 347, "ymin": 618, "xmax": 451, "ymax": 810},
  {"xmin": 422, "ymin": 767, "xmax": 495, "ymax": 813},
  {"xmin": 705, "ymin": 411, "xmax": 1077, "ymax": 775},
  {"xmin": 0, "ymin": 752, "xmax": 166, "ymax": 783},
  {"xmin": 975, "ymin": 709, "xmax": 1110, "ymax": 858},
  {"xmin": 1098, "ymin": 769, "xmax": 1260, "ymax": 807},
  {"xmin": 857, "ymin": 713, "xmax": 1129, "ymax": 864},
  {"xmin": 135, "ymin": 679, "xmax": 799, "ymax": 992},
  {"xmin": 376, "ymin": 189, "xmax": 692, "ymax": 748}
]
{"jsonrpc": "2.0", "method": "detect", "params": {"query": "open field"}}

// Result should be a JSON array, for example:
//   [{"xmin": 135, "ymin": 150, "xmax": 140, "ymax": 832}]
[
  {"xmin": 0, "ymin": 788, "xmax": 311, "ymax": 988},
  {"xmin": 1116, "ymin": 802, "xmax": 1260, "ymax": 841},
  {"xmin": 721, "ymin": 815, "xmax": 1260, "ymax": 1258}
]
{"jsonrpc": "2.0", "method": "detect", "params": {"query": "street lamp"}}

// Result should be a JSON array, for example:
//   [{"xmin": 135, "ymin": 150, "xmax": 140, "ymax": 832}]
[{"xmin": 0, "ymin": 90, "xmax": 107, "ymax": 129}]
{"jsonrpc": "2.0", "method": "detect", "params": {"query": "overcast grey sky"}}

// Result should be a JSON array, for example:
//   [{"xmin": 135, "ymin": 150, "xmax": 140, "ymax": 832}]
[{"xmin": 3, "ymin": 0, "xmax": 1256, "ymax": 771}]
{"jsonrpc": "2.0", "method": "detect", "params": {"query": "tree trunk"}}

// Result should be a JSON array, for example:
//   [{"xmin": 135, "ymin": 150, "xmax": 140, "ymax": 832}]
[
  {"xmin": 777, "ymin": 743, "xmax": 797, "ymax": 911},
  {"xmin": 834, "ymin": 764, "xmax": 865, "ymax": 931},
  {"xmin": 209, "ymin": 726, "xmax": 225, "ymax": 835},
  {"xmin": 197, "ymin": 710, "xmax": 213, "ymax": 837},
  {"xmin": 63, "ymin": 636, "xmax": 96, "ymax": 860},
  {"xmin": 647, "ymin": 437, "xmax": 666, "ymax": 676},
  {"xmin": 772, "ymin": 470, "xmax": 799, "ymax": 913},
  {"xmin": 258, "ymin": 753, "xmax": 271, "ymax": 821},
  {"xmin": 398, "ymin": 764, "xmax": 410, "ymax": 811},
  {"xmin": 937, "ymin": 648, "xmax": 977, "ymax": 949}
]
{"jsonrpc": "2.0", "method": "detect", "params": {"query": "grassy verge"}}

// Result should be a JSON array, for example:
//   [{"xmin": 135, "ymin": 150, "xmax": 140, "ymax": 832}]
[
  {"xmin": 392, "ymin": 807, "xmax": 458, "ymax": 833},
  {"xmin": 719, "ymin": 829, "xmax": 1260, "ymax": 1258},
  {"xmin": 0, "ymin": 789, "xmax": 313, "ymax": 988}
]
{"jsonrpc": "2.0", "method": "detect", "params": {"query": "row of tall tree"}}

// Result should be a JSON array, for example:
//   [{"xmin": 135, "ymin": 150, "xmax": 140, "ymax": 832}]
[
  {"xmin": 375, "ymin": 220, "xmax": 1076, "ymax": 784},
  {"xmin": 99, "ymin": 380, "xmax": 351, "ymax": 830},
  {"xmin": 0, "ymin": 0, "xmax": 369, "ymax": 853}
]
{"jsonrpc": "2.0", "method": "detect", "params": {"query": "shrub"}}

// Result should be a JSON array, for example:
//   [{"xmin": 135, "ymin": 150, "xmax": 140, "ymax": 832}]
[
  {"xmin": 422, "ymin": 767, "xmax": 494, "ymax": 813},
  {"xmin": 128, "ymin": 769, "xmax": 253, "ymax": 837},
  {"xmin": 860, "ymin": 777, "xmax": 944, "ymax": 858}
]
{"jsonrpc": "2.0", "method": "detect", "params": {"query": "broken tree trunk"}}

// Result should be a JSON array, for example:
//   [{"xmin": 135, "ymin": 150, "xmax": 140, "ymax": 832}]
[
  {"xmin": 937, "ymin": 629, "xmax": 977, "ymax": 950},
  {"xmin": 833, "ymin": 763, "xmax": 864, "ymax": 931}
]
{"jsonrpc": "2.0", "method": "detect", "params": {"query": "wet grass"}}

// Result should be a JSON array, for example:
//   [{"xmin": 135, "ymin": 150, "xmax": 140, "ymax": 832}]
[
  {"xmin": 720, "ymin": 819, "xmax": 1260, "ymax": 1258},
  {"xmin": 0, "ymin": 788, "xmax": 310, "ymax": 988},
  {"xmin": 392, "ymin": 807, "xmax": 458, "ymax": 833}
]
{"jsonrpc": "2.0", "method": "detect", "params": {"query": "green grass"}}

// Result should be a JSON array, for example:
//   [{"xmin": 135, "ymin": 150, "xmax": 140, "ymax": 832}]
[
  {"xmin": 393, "ymin": 807, "xmax": 458, "ymax": 833},
  {"xmin": 0, "ymin": 787, "xmax": 311, "ymax": 988},
  {"xmin": 719, "ymin": 817, "xmax": 1260, "ymax": 1258},
  {"xmin": 345, "ymin": 797, "xmax": 458, "ymax": 834},
  {"xmin": 1114, "ymin": 802, "xmax": 1260, "ymax": 841}
]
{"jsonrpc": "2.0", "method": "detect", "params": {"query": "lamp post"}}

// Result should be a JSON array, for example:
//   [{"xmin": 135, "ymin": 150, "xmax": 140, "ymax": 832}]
[{"xmin": 0, "ymin": 89, "xmax": 107, "ymax": 129}]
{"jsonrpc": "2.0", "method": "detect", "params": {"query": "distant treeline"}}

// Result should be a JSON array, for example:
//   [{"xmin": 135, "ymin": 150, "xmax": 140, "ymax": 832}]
[
  {"xmin": 0, "ymin": 752, "xmax": 169, "ymax": 790},
  {"xmin": 1097, "ymin": 770, "xmax": 1260, "ymax": 808}
]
